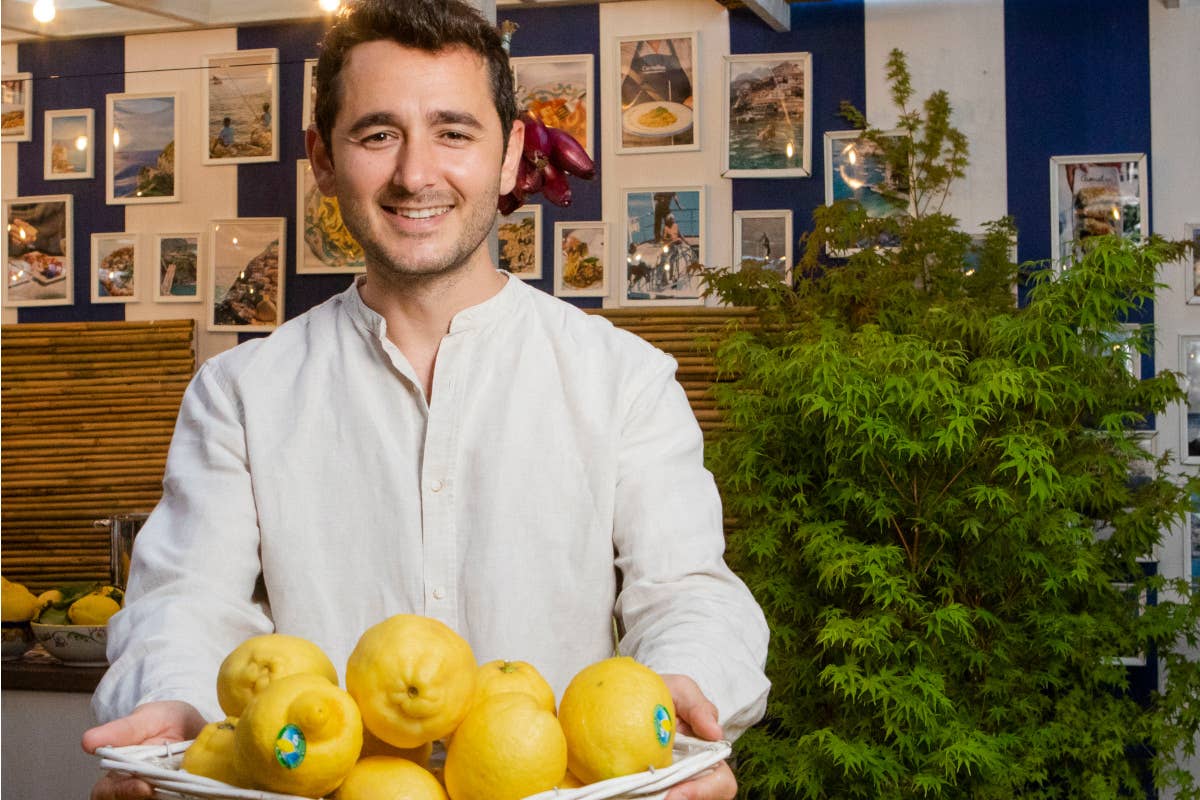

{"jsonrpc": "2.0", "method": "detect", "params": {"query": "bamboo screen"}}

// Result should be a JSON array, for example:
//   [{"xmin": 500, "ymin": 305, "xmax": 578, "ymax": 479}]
[
  {"xmin": 1, "ymin": 320, "xmax": 196, "ymax": 591},
  {"xmin": 588, "ymin": 306, "xmax": 756, "ymax": 438}
]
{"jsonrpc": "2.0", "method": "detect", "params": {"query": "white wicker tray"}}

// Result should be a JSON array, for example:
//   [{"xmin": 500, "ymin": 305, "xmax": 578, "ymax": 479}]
[{"xmin": 96, "ymin": 734, "xmax": 731, "ymax": 800}]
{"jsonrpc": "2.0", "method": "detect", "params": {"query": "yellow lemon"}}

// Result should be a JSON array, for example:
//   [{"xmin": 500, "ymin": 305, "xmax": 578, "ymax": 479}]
[
  {"xmin": 1, "ymin": 578, "xmax": 40, "ymax": 622},
  {"xmin": 217, "ymin": 633, "xmax": 340, "ymax": 717},
  {"xmin": 234, "ymin": 672, "xmax": 363, "ymax": 797},
  {"xmin": 36, "ymin": 589, "xmax": 64, "ymax": 611},
  {"xmin": 359, "ymin": 725, "xmax": 434, "ymax": 767},
  {"xmin": 345, "ymin": 614, "xmax": 476, "ymax": 749},
  {"xmin": 557, "ymin": 656, "xmax": 676, "ymax": 784},
  {"xmin": 560, "ymin": 770, "xmax": 586, "ymax": 789},
  {"xmin": 473, "ymin": 659, "xmax": 555, "ymax": 714},
  {"xmin": 443, "ymin": 692, "xmax": 567, "ymax": 800},
  {"xmin": 181, "ymin": 717, "xmax": 244, "ymax": 787},
  {"xmin": 67, "ymin": 593, "xmax": 121, "ymax": 625},
  {"xmin": 333, "ymin": 755, "xmax": 448, "ymax": 800}
]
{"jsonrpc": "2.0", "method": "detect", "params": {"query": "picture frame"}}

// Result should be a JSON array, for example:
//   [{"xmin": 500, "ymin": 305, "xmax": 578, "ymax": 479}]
[
  {"xmin": 208, "ymin": 217, "xmax": 285, "ymax": 332},
  {"xmin": 1109, "ymin": 579, "xmax": 1149, "ymax": 667},
  {"xmin": 554, "ymin": 221, "xmax": 609, "ymax": 298},
  {"xmin": 154, "ymin": 232, "xmax": 202, "ymax": 303},
  {"xmin": 622, "ymin": 186, "xmax": 705, "ymax": 306},
  {"xmin": 1186, "ymin": 222, "xmax": 1200, "ymax": 305},
  {"xmin": 1190, "ymin": 492, "xmax": 1199, "ymax": 590},
  {"xmin": 301, "ymin": 58, "xmax": 318, "ymax": 132},
  {"xmin": 733, "ymin": 209, "xmax": 792, "ymax": 285},
  {"xmin": 722, "ymin": 52, "xmax": 812, "ymax": 178},
  {"xmin": 1050, "ymin": 153, "xmax": 1148, "ymax": 267},
  {"xmin": 1182, "ymin": 335, "xmax": 1200, "ymax": 465},
  {"xmin": 616, "ymin": 33, "xmax": 699, "ymax": 154},
  {"xmin": 44, "ymin": 109, "xmax": 95, "ymax": 181},
  {"xmin": 824, "ymin": 129, "xmax": 910, "ymax": 254},
  {"xmin": 497, "ymin": 204, "xmax": 542, "ymax": 280},
  {"xmin": 512, "ymin": 54, "xmax": 594, "ymax": 156},
  {"xmin": 296, "ymin": 160, "xmax": 365, "ymax": 274},
  {"xmin": 91, "ymin": 232, "xmax": 139, "ymax": 303},
  {"xmin": 1, "ymin": 73, "xmax": 33, "ymax": 142},
  {"xmin": 106, "ymin": 92, "xmax": 180, "ymax": 205},
  {"xmin": 3, "ymin": 194, "xmax": 74, "ymax": 308},
  {"xmin": 202, "ymin": 49, "xmax": 279, "ymax": 165}
]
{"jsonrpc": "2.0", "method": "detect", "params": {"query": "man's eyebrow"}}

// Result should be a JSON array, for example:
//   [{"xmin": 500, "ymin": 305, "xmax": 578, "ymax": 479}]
[
  {"xmin": 346, "ymin": 111, "xmax": 401, "ymax": 135},
  {"xmin": 344, "ymin": 109, "xmax": 485, "ymax": 135}
]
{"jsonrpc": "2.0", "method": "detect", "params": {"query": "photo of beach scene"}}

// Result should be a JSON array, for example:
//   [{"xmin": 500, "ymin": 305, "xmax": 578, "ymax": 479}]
[
  {"xmin": 108, "ymin": 94, "xmax": 177, "ymax": 203},
  {"xmin": 205, "ymin": 49, "xmax": 278, "ymax": 163},
  {"xmin": 156, "ymin": 234, "xmax": 199, "ymax": 301},
  {"xmin": 2, "ymin": 74, "xmax": 31, "ymax": 140},
  {"xmin": 825, "ymin": 130, "xmax": 910, "ymax": 251},
  {"xmin": 209, "ymin": 219, "xmax": 284, "ymax": 331},
  {"xmin": 46, "ymin": 110, "xmax": 93, "ymax": 179},
  {"xmin": 725, "ymin": 54, "xmax": 810, "ymax": 177}
]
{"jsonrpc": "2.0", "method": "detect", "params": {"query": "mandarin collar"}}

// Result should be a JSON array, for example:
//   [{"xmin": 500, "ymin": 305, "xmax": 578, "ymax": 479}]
[{"xmin": 341, "ymin": 271, "xmax": 521, "ymax": 340}]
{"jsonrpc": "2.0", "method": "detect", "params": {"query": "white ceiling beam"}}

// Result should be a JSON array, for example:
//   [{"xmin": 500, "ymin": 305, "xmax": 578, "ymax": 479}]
[
  {"xmin": 739, "ymin": 0, "xmax": 790, "ymax": 32},
  {"xmin": 101, "ymin": 0, "xmax": 213, "ymax": 25}
]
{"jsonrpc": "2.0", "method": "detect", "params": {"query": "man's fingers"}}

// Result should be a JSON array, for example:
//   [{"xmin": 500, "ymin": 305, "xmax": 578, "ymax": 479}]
[
  {"xmin": 90, "ymin": 772, "xmax": 154, "ymax": 800},
  {"xmin": 663, "ymin": 760, "xmax": 737, "ymax": 800},
  {"xmin": 82, "ymin": 716, "xmax": 148, "ymax": 754}
]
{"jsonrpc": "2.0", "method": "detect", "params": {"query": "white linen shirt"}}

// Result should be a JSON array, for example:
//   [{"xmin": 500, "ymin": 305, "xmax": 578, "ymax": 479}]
[{"xmin": 94, "ymin": 275, "xmax": 770, "ymax": 737}]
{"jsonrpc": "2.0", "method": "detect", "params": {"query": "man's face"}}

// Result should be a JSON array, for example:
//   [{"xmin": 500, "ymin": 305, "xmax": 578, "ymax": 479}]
[{"xmin": 307, "ymin": 41, "xmax": 522, "ymax": 281}]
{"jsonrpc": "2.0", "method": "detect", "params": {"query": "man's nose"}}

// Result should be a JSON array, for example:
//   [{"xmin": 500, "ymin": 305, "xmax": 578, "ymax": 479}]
[{"xmin": 390, "ymin": 136, "xmax": 435, "ymax": 195}]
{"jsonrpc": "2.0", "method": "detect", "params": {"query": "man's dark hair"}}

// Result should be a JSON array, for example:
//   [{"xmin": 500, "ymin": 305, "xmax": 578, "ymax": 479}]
[{"xmin": 314, "ymin": 0, "xmax": 517, "ymax": 152}]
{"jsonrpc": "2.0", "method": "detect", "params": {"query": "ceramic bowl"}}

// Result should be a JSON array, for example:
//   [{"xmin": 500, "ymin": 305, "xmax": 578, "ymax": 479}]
[
  {"xmin": 1, "ymin": 621, "xmax": 35, "ymax": 660},
  {"xmin": 30, "ymin": 622, "xmax": 108, "ymax": 666}
]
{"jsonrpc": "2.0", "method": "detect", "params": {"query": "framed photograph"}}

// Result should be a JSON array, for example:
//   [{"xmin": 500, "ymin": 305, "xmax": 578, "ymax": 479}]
[
  {"xmin": 302, "ymin": 58, "xmax": 318, "ymax": 132},
  {"xmin": 616, "ymin": 34, "xmax": 698, "ymax": 154},
  {"xmin": 512, "ymin": 54, "xmax": 594, "ymax": 155},
  {"xmin": 554, "ymin": 221, "xmax": 609, "ymax": 297},
  {"xmin": 1050, "ymin": 153, "xmax": 1148, "ymax": 266},
  {"xmin": 203, "ymin": 49, "xmax": 279, "ymax": 164},
  {"xmin": 208, "ymin": 217, "xmax": 285, "ymax": 332},
  {"xmin": 733, "ymin": 209, "xmax": 792, "ymax": 284},
  {"xmin": 91, "ymin": 233, "xmax": 138, "ymax": 303},
  {"xmin": 1109, "ymin": 580, "xmax": 1149, "ymax": 667},
  {"xmin": 106, "ymin": 92, "xmax": 179, "ymax": 205},
  {"xmin": 1182, "ymin": 335, "xmax": 1200, "ymax": 465},
  {"xmin": 296, "ymin": 160, "xmax": 365, "ymax": 274},
  {"xmin": 44, "ymin": 109, "xmax": 94, "ymax": 180},
  {"xmin": 497, "ymin": 205, "xmax": 542, "ymax": 280},
  {"xmin": 824, "ymin": 129, "xmax": 910, "ymax": 254},
  {"xmin": 722, "ymin": 52, "xmax": 812, "ymax": 178},
  {"xmin": 1, "ymin": 73, "xmax": 33, "ymax": 142},
  {"xmin": 1186, "ymin": 222, "xmax": 1200, "ymax": 305},
  {"xmin": 154, "ymin": 233, "xmax": 201, "ymax": 302},
  {"xmin": 622, "ymin": 187, "xmax": 705, "ymax": 306},
  {"xmin": 2, "ymin": 194, "xmax": 73, "ymax": 308}
]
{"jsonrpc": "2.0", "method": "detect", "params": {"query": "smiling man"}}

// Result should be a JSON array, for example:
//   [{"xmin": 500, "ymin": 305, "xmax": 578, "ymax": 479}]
[{"xmin": 82, "ymin": 3, "xmax": 769, "ymax": 799}]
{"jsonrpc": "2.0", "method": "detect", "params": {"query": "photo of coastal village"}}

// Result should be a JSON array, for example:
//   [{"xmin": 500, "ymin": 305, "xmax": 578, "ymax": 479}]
[
  {"xmin": 726, "ymin": 54, "xmax": 810, "ymax": 176},
  {"xmin": 108, "ymin": 94, "xmax": 176, "ymax": 203},
  {"xmin": 210, "ymin": 220, "xmax": 282, "ymax": 330}
]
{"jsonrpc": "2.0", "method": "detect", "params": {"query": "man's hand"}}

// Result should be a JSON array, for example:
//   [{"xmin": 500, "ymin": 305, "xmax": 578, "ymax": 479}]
[
  {"xmin": 82, "ymin": 700, "xmax": 207, "ymax": 800},
  {"xmin": 661, "ymin": 674, "xmax": 737, "ymax": 800}
]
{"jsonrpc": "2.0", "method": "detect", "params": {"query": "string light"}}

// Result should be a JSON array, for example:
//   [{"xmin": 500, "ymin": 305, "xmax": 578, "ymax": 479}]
[{"xmin": 33, "ymin": 0, "xmax": 56, "ymax": 24}]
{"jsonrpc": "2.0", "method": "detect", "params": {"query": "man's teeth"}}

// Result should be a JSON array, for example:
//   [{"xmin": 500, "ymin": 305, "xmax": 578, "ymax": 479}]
[{"xmin": 395, "ymin": 206, "xmax": 451, "ymax": 219}]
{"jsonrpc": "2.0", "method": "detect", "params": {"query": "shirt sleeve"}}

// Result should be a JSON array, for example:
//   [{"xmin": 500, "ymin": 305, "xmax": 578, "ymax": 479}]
[
  {"xmin": 92, "ymin": 358, "xmax": 274, "ymax": 724},
  {"xmin": 611, "ymin": 349, "xmax": 771, "ymax": 741}
]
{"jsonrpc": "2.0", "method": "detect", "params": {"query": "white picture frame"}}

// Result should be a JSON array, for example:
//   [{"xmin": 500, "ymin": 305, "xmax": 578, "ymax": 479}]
[
  {"xmin": 497, "ymin": 204, "xmax": 542, "ymax": 280},
  {"xmin": 733, "ymin": 209, "xmax": 792, "ymax": 285},
  {"xmin": 622, "ymin": 186, "xmax": 706, "ymax": 306},
  {"xmin": 203, "ymin": 49, "xmax": 280, "ymax": 165},
  {"xmin": 1182, "ymin": 334, "xmax": 1200, "ymax": 466},
  {"xmin": 106, "ymin": 92, "xmax": 180, "ymax": 205},
  {"xmin": 208, "ymin": 217, "xmax": 286, "ymax": 332},
  {"xmin": 722, "ymin": 52, "xmax": 812, "ymax": 178},
  {"xmin": 1186, "ymin": 222, "xmax": 1200, "ymax": 305},
  {"xmin": 91, "ymin": 232, "xmax": 139, "ymax": 303},
  {"xmin": 2, "ymin": 73, "xmax": 33, "ymax": 142},
  {"xmin": 823, "ymin": 129, "xmax": 910, "ymax": 255},
  {"xmin": 296, "ymin": 160, "xmax": 365, "ymax": 275},
  {"xmin": 3, "ymin": 194, "xmax": 74, "ymax": 308},
  {"xmin": 154, "ymin": 232, "xmax": 202, "ymax": 303},
  {"xmin": 302, "ymin": 58, "xmax": 318, "ymax": 132},
  {"xmin": 44, "ymin": 109, "xmax": 95, "ymax": 181},
  {"xmin": 615, "ymin": 33, "xmax": 699, "ymax": 155},
  {"xmin": 554, "ymin": 221, "xmax": 609, "ymax": 298},
  {"xmin": 512, "ymin": 54, "xmax": 595, "ymax": 157},
  {"xmin": 1049, "ymin": 153, "xmax": 1148, "ymax": 268}
]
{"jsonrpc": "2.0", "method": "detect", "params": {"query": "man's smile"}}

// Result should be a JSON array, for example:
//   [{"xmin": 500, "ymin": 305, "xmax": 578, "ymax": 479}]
[{"xmin": 385, "ymin": 205, "xmax": 454, "ymax": 220}]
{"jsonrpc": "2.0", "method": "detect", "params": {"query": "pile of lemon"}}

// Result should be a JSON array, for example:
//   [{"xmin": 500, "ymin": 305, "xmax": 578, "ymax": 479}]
[
  {"xmin": 183, "ymin": 614, "xmax": 677, "ymax": 800},
  {"xmin": 1, "ymin": 577, "xmax": 123, "ymax": 626}
]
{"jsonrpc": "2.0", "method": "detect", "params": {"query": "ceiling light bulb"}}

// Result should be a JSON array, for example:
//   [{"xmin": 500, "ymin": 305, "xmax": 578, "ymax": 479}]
[
  {"xmin": 318, "ymin": 0, "xmax": 339, "ymax": 11},
  {"xmin": 33, "ymin": 0, "xmax": 56, "ymax": 23}
]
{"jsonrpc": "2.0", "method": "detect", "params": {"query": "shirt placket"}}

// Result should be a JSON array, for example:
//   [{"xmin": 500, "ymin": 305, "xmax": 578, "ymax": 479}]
[{"xmin": 419, "ymin": 332, "xmax": 465, "ymax": 627}]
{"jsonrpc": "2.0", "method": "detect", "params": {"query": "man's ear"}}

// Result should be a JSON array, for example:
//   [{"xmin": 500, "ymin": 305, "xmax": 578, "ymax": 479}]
[
  {"xmin": 498, "ymin": 118, "xmax": 525, "ymax": 196},
  {"xmin": 305, "ymin": 127, "xmax": 337, "ymax": 196}
]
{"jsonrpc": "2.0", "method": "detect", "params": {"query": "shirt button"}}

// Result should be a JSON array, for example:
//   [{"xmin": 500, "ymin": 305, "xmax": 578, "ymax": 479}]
[
  {"xmin": 432, "ymin": 587, "xmax": 445, "ymax": 600},
  {"xmin": 430, "ymin": 479, "xmax": 444, "ymax": 492}
]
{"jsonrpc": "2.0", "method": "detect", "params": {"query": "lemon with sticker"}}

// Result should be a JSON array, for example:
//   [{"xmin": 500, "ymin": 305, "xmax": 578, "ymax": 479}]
[{"xmin": 557, "ymin": 656, "xmax": 676, "ymax": 784}]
